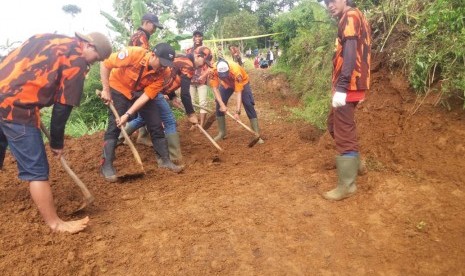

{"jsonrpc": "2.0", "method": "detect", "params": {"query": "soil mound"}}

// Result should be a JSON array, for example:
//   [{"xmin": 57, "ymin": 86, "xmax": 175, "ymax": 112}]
[{"xmin": 0, "ymin": 66, "xmax": 464, "ymax": 275}]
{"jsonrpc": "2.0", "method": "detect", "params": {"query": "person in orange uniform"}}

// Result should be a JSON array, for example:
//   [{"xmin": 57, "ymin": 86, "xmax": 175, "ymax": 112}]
[
  {"xmin": 323, "ymin": 0, "xmax": 371, "ymax": 200},
  {"xmin": 0, "ymin": 32, "xmax": 112, "ymax": 233},
  {"xmin": 122, "ymin": 48, "xmax": 213, "ymax": 163},
  {"xmin": 127, "ymin": 13, "xmax": 164, "ymax": 146},
  {"xmin": 99, "ymin": 43, "xmax": 183, "ymax": 182},
  {"xmin": 209, "ymin": 59, "xmax": 264, "ymax": 143},
  {"xmin": 130, "ymin": 13, "xmax": 164, "ymax": 49}
]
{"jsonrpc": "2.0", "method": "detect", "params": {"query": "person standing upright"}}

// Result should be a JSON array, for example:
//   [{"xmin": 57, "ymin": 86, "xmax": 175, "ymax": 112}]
[
  {"xmin": 130, "ymin": 13, "xmax": 164, "ymax": 49},
  {"xmin": 186, "ymin": 30, "xmax": 210, "ymax": 128},
  {"xmin": 323, "ymin": 0, "xmax": 371, "ymax": 200},
  {"xmin": 128, "ymin": 13, "xmax": 164, "ymax": 146}
]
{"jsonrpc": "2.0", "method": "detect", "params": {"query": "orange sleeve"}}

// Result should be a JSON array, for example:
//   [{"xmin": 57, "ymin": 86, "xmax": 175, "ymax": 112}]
[
  {"xmin": 342, "ymin": 10, "xmax": 361, "ymax": 40},
  {"xmin": 231, "ymin": 64, "xmax": 245, "ymax": 92},
  {"xmin": 103, "ymin": 47, "xmax": 142, "ymax": 69},
  {"xmin": 209, "ymin": 69, "xmax": 220, "ymax": 88},
  {"xmin": 144, "ymin": 68, "xmax": 170, "ymax": 99}
]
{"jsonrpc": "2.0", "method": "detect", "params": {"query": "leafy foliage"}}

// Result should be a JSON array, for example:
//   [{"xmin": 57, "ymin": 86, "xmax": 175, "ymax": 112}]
[
  {"xmin": 62, "ymin": 4, "xmax": 82, "ymax": 17},
  {"xmin": 405, "ymin": 0, "xmax": 465, "ymax": 101},
  {"xmin": 272, "ymin": 0, "xmax": 335, "ymax": 129}
]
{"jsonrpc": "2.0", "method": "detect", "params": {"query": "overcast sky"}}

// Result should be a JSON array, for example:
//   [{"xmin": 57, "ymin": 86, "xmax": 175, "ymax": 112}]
[{"xmin": 0, "ymin": 0, "xmax": 117, "ymax": 45}]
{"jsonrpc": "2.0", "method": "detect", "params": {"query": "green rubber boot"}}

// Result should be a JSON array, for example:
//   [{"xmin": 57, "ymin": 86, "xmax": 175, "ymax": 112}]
[
  {"xmin": 117, "ymin": 124, "xmax": 138, "ymax": 146},
  {"xmin": 101, "ymin": 139, "xmax": 118, "ymax": 182},
  {"xmin": 137, "ymin": 126, "xmax": 152, "ymax": 147},
  {"xmin": 323, "ymin": 155, "xmax": 359, "ymax": 201},
  {"xmin": 250, "ymin": 118, "xmax": 264, "ymax": 144},
  {"xmin": 166, "ymin": 132, "xmax": 183, "ymax": 164},
  {"xmin": 214, "ymin": 116, "xmax": 227, "ymax": 141},
  {"xmin": 152, "ymin": 137, "xmax": 184, "ymax": 173}
]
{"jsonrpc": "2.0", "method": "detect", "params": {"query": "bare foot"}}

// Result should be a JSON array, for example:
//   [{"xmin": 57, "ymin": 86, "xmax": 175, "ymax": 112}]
[{"xmin": 51, "ymin": 216, "xmax": 90, "ymax": 234}]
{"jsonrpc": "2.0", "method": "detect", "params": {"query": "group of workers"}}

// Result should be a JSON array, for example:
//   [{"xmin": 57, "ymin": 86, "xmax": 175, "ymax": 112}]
[{"xmin": 0, "ymin": 0, "xmax": 371, "ymax": 234}]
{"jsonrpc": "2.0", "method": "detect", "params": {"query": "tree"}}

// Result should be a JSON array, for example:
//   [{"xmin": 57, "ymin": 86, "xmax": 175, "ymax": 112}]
[
  {"xmin": 176, "ymin": 0, "xmax": 240, "ymax": 33},
  {"xmin": 62, "ymin": 4, "xmax": 82, "ymax": 17},
  {"xmin": 222, "ymin": 11, "xmax": 263, "ymax": 50}
]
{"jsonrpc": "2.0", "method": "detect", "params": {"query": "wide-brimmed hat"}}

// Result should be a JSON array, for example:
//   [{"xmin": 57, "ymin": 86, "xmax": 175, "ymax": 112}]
[
  {"xmin": 75, "ymin": 32, "xmax": 112, "ymax": 61},
  {"xmin": 153, "ymin": 43, "xmax": 175, "ymax": 67}
]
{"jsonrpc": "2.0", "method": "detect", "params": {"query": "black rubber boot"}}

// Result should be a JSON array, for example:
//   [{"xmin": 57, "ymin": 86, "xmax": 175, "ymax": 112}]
[
  {"xmin": 101, "ymin": 139, "xmax": 118, "ymax": 182},
  {"xmin": 152, "ymin": 137, "xmax": 184, "ymax": 173}
]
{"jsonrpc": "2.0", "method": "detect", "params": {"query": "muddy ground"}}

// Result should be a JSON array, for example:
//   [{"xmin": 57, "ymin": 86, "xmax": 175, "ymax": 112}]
[{"xmin": 1, "ymin": 68, "xmax": 464, "ymax": 275}]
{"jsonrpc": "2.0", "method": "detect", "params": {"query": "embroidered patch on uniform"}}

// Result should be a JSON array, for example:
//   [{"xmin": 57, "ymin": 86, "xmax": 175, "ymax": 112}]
[{"xmin": 118, "ymin": 50, "xmax": 128, "ymax": 60}]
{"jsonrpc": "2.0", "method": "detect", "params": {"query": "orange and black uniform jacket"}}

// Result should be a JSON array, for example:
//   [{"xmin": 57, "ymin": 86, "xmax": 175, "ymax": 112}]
[
  {"xmin": 103, "ymin": 47, "xmax": 169, "ymax": 100},
  {"xmin": 210, "ymin": 61, "xmax": 249, "ymax": 93},
  {"xmin": 333, "ymin": 8, "xmax": 371, "ymax": 101},
  {"xmin": 0, "ymin": 34, "xmax": 89, "ymax": 148},
  {"xmin": 163, "ymin": 55, "xmax": 195, "ymax": 114},
  {"xmin": 129, "ymin": 28, "xmax": 151, "ymax": 50}
]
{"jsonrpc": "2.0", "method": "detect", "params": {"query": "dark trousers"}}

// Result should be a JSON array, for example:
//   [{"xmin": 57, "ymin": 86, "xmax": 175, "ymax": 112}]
[
  {"xmin": 215, "ymin": 83, "xmax": 257, "ymax": 119},
  {"xmin": 327, "ymin": 102, "xmax": 359, "ymax": 154},
  {"xmin": 104, "ymin": 88, "xmax": 164, "ymax": 141}
]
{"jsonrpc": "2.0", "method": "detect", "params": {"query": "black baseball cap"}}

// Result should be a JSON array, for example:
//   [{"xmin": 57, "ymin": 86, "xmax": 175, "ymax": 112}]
[
  {"xmin": 153, "ymin": 43, "xmax": 175, "ymax": 67},
  {"xmin": 193, "ymin": 30, "xmax": 203, "ymax": 37},
  {"xmin": 142, "ymin": 13, "xmax": 164, "ymax": 29}
]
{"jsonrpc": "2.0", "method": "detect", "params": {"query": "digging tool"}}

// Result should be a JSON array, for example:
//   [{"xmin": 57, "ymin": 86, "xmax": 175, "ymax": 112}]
[
  {"xmin": 192, "ymin": 103, "xmax": 261, "ymax": 147},
  {"xmin": 195, "ymin": 124, "xmax": 223, "ymax": 151},
  {"xmin": 202, "ymin": 114, "xmax": 216, "ymax": 130},
  {"xmin": 224, "ymin": 111, "xmax": 261, "ymax": 147},
  {"xmin": 96, "ymin": 89, "xmax": 145, "ymax": 173},
  {"xmin": 173, "ymin": 104, "xmax": 223, "ymax": 151},
  {"xmin": 39, "ymin": 122, "xmax": 94, "ymax": 211},
  {"xmin": 191, "ymin": 103, "xmax": 215, "ymax": 130}
]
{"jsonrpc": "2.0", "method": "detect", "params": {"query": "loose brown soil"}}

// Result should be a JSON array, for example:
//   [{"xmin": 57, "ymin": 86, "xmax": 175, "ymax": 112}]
[{"xmin": 1, "ymin": 67, "xmax": 464, "ymax": 275}]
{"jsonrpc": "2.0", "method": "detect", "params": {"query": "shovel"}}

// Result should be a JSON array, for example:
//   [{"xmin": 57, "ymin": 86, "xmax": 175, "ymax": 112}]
[
  {"xmin": 96, "ymin": 89, "xmax": 145, "ymax": 174},
  {"xmin": 39, "ymin": 122, "xmax": 94, "ymax": 212},
  {"xmin": 192, "ymin": 103, "xmax": 262, "ymax": 147}
]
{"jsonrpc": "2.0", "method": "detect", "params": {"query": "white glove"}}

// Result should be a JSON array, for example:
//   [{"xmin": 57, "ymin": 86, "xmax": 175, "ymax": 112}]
[{"xmin": 332, "ymin": 91, "xmax": 347, "ymax": 107}]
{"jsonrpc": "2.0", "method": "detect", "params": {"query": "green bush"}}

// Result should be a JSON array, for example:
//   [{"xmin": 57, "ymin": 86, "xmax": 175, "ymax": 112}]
[
  {"xmin": 272, "ymin": 0, "xmax": 335, "ymax": 129},
  {"xmin": 406, "ymin": 0, "xmax": 465, "ymax": 102}
]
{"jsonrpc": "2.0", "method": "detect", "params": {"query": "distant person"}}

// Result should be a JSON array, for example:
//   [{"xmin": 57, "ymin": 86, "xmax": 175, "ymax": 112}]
[
  {"xmin": 245, "ymin": 48, "xmax": 252, "ymax": 58},
  {"xmin": 130, "ymin": 13, "xmax": 164, "ymax": 49},
  {"xmin": 228, "ymin": 45, "xmax": 244, "ymax": 66},
  {"xmin": 254, "ymin": 55, "xmax": 260, "ymax": 68},
  {"xmin": 323, "ymin": 0, "xmax": 372, "ymax": 200},
  {"xmin": 185, "ymin": 30, "xmax": 203, "ymax": 54},
  {"xmin": 259, "ymin": 58, "xmax": 269, "ymax": 69},
  {"xmin": 185, "ymin": 30, "xmax": 210, "ymax": 128},
  {"xmin": 253, "ymin": 48, "xmax": 259, "ymax": 57},
  {"xmin": 266, "ymin": 48, "xmax": 274, "ymax": 67},
  {"xmin": 209, "ymin": 59, "xmax": 264, "ymax": 144},
  {"xmin": 0, "ymin": 32, "xmax": 112, "ymax": 233},
  {"xmin": 125, "ymin": 13, "xmax": 165, "ymax": 146}
]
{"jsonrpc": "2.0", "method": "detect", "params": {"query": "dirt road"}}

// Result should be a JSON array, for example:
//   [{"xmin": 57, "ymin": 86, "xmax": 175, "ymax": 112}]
[{"xmin": 1, "ymin": 69, "xmax": 464, "ymax": 275}]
